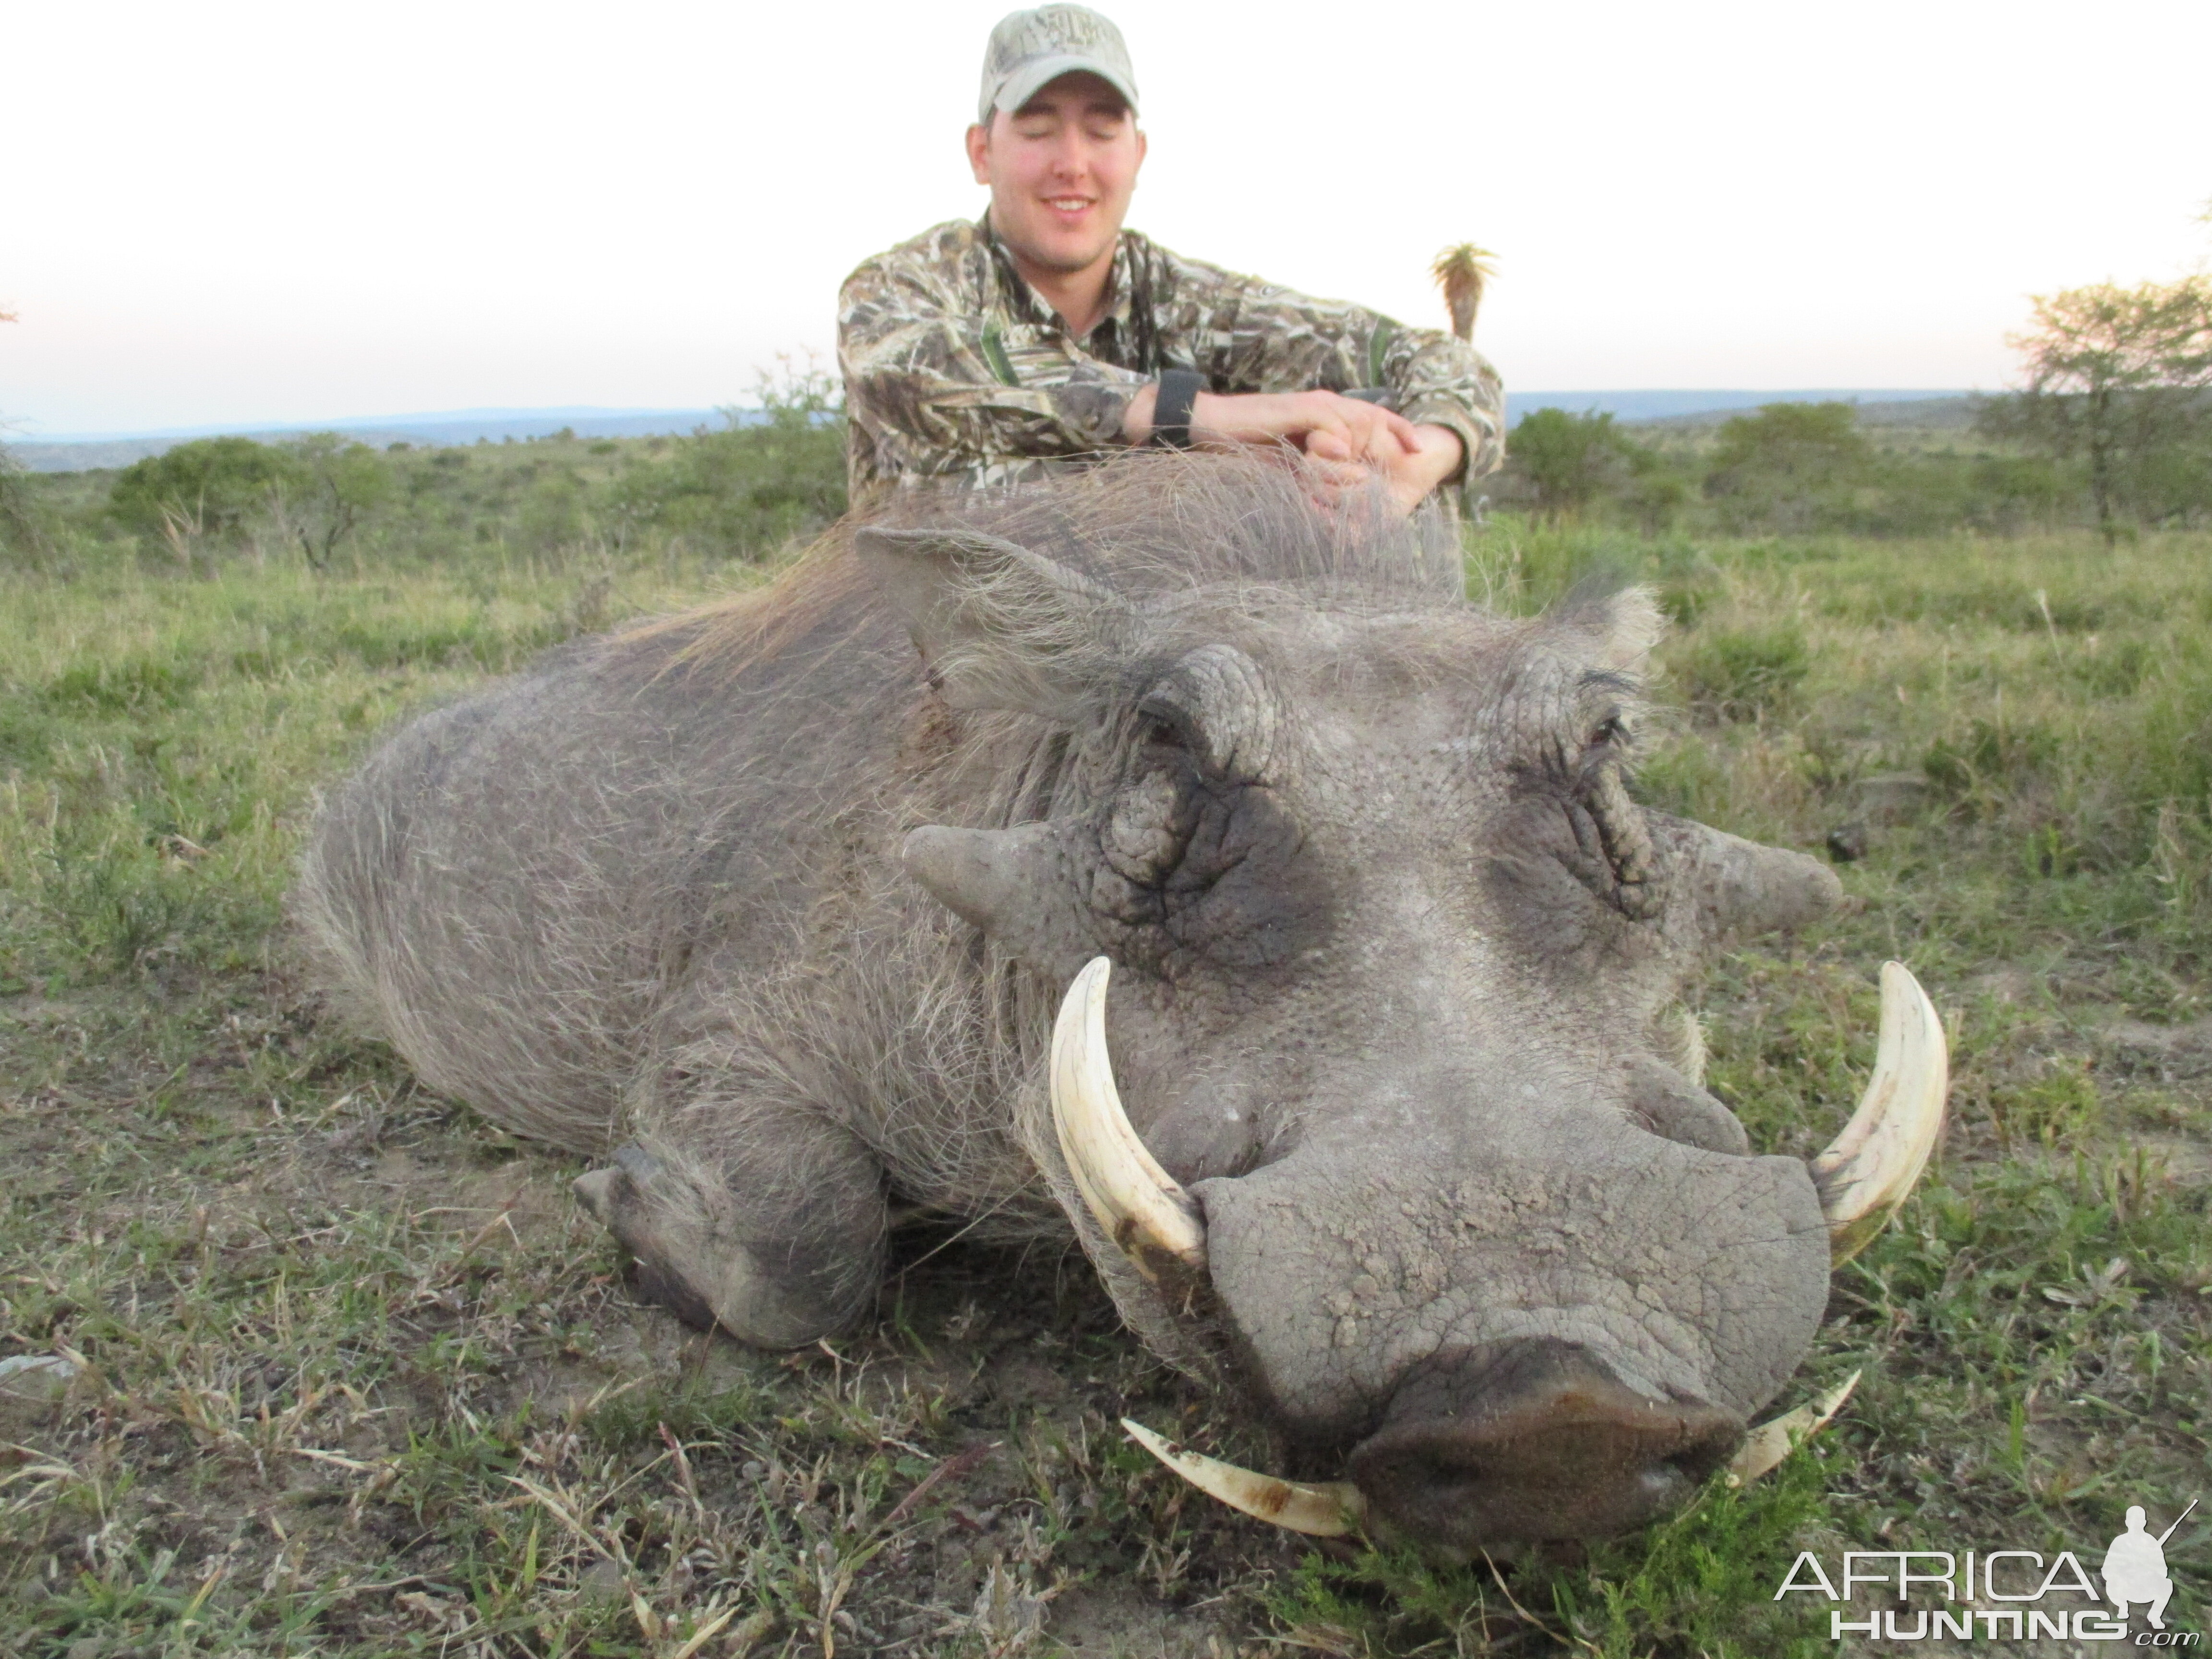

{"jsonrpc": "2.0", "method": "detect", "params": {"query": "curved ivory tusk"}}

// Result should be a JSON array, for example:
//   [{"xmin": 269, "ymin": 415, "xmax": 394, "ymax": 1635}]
[
  {"xmin": 1812, "ymin": 962, "xmax": 1949, "ymax": 1264},
  {"xmin": 1724, "ymin": 1370, "xmax": 1861, "ymax": 1487},
  {"xmin": 1052, "ymin": 957, "xmax": 1206, "ymax": 1278},
  {"xmin": 1123, "ymin": 1418, "xmax": 1366, "ymax": 1537}
]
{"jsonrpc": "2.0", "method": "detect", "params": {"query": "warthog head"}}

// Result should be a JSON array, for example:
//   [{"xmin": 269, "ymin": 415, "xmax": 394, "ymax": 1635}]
[{"xmin": 858, "ymin": 458, "xmax": 1944, "ymax": 1552}]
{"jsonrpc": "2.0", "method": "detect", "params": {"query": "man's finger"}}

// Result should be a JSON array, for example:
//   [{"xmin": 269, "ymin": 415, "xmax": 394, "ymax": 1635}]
[
  {"xmin": 1346, "ymin": 409, "xmax": 1414, "ymax": 464},
  {"xmin": 1369, "ymin": 405, "xmax": 1423, "ymax": 451}
]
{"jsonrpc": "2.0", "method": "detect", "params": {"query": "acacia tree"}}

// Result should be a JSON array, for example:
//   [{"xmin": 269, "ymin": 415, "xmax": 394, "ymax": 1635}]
[
  {"xmin": 282, "ymin": 434, "xmax": 393, "ymax": 570},
  {"xmin": 1977, "ymin": 277, "xmax": 2212, "ymax": 539}
]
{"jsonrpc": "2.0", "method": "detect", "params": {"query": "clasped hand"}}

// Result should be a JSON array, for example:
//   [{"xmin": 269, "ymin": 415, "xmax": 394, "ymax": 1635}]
[{"xmin": 1126, "ymin": 385, "xmax": 1462, "ymax": 513}]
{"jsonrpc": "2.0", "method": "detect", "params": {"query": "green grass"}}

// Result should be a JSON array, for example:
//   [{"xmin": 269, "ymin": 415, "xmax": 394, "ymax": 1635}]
[{"xmin": 3, "ymin": 517, "xmax": 2209, "ymax": 1655}]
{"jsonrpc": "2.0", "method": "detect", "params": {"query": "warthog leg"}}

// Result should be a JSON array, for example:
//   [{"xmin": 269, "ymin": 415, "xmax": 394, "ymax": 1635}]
[{"xmin": 574, "ymin": 1109, "xmax": 889, "ymax": 1347}]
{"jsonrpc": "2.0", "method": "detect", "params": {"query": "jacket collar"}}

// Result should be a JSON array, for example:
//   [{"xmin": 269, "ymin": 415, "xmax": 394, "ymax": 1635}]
[{"xmin": 980, "ymin": 213, "xmax": 1137, "ymax": 344}]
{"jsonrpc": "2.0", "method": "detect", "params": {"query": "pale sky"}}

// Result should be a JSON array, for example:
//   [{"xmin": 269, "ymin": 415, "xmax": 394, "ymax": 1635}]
[{"xmin": 4, "ymin": 0, "xmax": 2207, "ymax": 436}]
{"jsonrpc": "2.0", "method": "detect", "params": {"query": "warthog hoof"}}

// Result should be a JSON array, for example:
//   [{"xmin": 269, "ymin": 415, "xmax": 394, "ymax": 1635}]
[
  {"xmin": 574, "ymin": 1147, "xmax": 719, "ymax": 1330},
  {"xmin": 572, "ymin": 1143, "xmax": 841, "ymax": 1346}
]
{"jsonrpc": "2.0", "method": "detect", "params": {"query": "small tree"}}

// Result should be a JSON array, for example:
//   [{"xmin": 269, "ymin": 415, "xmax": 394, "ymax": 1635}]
[
  {"xmin": 1703, "ymin": 401, "xmax": 1871, "ymax": 533},
  {"xmin": 1510, "ymin": 408, "xmax": 1647, "ymax": 524},
  {"xmin": 281, "ymin": 434, "xmax": 393, "ymax": 569},
  {"xmin": 1976, "ymin": 276, "xmax": 2212, "ymax": 540}
]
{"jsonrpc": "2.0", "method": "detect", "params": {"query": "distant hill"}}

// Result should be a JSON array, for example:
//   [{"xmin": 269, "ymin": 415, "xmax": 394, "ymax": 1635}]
[
  {"xmin": 9, "ymin": 407, "xmax": 726, "ymax": 473},
  {"xmin": 10, "ymin": 391, "xmax": 1981, "ymax": 473},
  {"xmin": 1617, "ymin": 395, "xmax": 1981, "ymax": 433},
  {"xmin": 1507, "ymin": 389, "xmax": 1976, "ymax": 427}
]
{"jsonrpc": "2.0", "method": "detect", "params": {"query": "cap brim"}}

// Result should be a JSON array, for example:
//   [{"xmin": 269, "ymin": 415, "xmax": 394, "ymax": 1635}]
[{"xmin": 984, "ymin": 53, "xmax": 1139, "ymax": 122}]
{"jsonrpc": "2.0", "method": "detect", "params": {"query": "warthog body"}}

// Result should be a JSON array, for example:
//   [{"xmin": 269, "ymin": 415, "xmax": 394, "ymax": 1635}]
[{"xmin": 299, "ymin": 453, "xmax": 1859, "ymax": 1549}]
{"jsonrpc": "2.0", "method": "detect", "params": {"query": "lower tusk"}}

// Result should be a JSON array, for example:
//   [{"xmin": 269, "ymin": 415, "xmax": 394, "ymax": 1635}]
[
  {"xmin": 1122, "ymin": 1418, "xmax": 1365, "ymax": 1537},
  {"xmin": 1724, "ymin": 1370, "xmax": 1861, "ymax": 1487},
  {"xmin": 1812, "ymin": 962, "xmax": 1948, "ymax": 1264},
  {"xmin": 1052, "ymin": 958, "xmax": 1206, "ymax": 1278}
]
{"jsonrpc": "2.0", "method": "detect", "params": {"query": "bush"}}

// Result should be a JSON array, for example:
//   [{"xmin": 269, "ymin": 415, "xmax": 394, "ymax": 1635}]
[
  {"xmin": 1703, "ymin": 402, "xmax": 1871, "ymax": 533},
  {"xmin": 613, "ymin": 365, "xmax": 847, "ymax": 559},
  {"xmin": 1671, "ymin": 624, "xmax": 1810, "ymax": 721},
  {"xmin": 109, "ymin": 437, "xmax": 301, "ymax": 561},
  {"xmin": 0, "ymin": 442, "xmax": 53, "ymax": 570},
  {"xmin": 1508, "ymin": 408, "xmax": 1645, "ymax": 523}
]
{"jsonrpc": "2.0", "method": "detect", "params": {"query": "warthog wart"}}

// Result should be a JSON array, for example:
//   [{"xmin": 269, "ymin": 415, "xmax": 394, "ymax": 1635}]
[{"xmin": 296, "ymin": 451, "xmax": 1944, "ymax": 1550}]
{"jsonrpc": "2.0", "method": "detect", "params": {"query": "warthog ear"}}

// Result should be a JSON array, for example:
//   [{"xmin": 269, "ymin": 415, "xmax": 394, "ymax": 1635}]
[
  {"xmin": 1550, "ymin": 581, "xmax": 1665, "ymax": 676},
  {"xmin": 854, "ymin": 526, "xmax": 1130, "ymax": 713}
]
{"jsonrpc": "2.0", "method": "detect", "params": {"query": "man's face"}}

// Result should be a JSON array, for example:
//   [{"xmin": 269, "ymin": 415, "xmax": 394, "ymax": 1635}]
[{"xmin": 966, "ymin": 72, "xmax": 1145, "ymax": 278}]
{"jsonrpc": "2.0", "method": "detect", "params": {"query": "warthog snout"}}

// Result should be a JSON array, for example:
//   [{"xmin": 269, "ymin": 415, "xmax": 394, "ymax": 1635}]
[{"xmin": 1346, "ymin": 1339, "xmax": 1746, "ymax": 1549}]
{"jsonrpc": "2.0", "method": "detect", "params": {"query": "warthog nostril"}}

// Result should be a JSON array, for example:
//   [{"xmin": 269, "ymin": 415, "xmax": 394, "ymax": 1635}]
[{"xmin": 1346, "ymin": 1338, "xmax": 1745, "ymax": 1546}]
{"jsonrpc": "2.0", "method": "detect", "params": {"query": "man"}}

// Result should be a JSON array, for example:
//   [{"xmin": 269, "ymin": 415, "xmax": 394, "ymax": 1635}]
[
  {"xmin": 2102, "ymin": 1505, "xmax": 2176, "ymax": 1630},
  {"xmin": 838, "ymin": 5, "xmax": 1503, "ymax": 516}
]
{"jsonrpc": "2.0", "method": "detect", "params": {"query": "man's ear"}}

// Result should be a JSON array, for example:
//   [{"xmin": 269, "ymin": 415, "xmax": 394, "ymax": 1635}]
[
  {"xmin": 966, "ymin": 122, "xmax": 993, "ymax": 186},
  {"xmin": 854, "ymin": 525, "xmax": 1130, "ymax": 714}
]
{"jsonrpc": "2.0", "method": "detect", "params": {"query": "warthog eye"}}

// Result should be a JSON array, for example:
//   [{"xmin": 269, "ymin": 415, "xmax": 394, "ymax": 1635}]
[
  {"xmin": 1083, "ymin": 647, "xmax": 1312, "ymax": 970},
  {"xmin": 1136, "ymin": 697, "xmax": 1197, "ymax": 758},
  {"xmin": 1099, "ymin": 769, "xmax": 1193, "ymax": 897},
  {"xmin": 1547, "ymin": 709, "xmax": 1665, "ymax": 921},
  {"xmin": 1086, "ymin": 732, "xmax": 1314, "ymax": 970}
]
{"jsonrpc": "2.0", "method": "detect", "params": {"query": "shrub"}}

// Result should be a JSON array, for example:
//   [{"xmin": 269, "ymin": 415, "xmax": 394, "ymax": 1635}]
[
  {"xmin": 1922, "ymin": 718, "xmax": 2064, "ymax": 815},
  {"xmin": 109, "ymin": 437, "xmax": 301, "ymax": 561},
  {"xmin": 1704, "ymin": 402, "xmax": 1871, "ymax": 533},
  {"xmin": 1508, "ymin": 408, "xmax": 1647, "ymax": 524},
  {"xmin": 619, "ymin": 367, "xmax": 847, "ymax": 559},
  {"xmin": 0, "ymin": 441, "xmax": 53, "ymax": 571},
  {"xmin": 1671, "ymin": 624, "xmax": 1810, "ymax": 721}
]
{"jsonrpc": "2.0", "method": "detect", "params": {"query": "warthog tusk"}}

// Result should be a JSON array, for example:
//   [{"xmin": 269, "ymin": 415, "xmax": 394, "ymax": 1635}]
[
  {"xmin": 1724, "ymin": 1370, "xmax": 1861, "ymax": 1487},
  {"xmin": 1122, "ymin": 1418, "xmax": 1366, "ymax": 1537},
  {"xmin": 1051, "ymin": 957, "xmax": 1206, "ymax": 1279},
  {"xmin": 1812, "ymin": 962, "xmax": 1948, "ymax": 1264}
]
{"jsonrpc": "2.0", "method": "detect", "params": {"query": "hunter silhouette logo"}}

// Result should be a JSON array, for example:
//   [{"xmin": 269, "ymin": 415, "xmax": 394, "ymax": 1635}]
[
  {"xmin": 1774, "ymin": 1496, "xmax": 2200, "ymax": 1644},
  {"xmin": 2106, "ymin": 1501, "xmax": 2196, "ymax": 1632}
]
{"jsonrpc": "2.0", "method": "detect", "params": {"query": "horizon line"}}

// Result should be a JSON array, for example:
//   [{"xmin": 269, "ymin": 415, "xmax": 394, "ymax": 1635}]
[{"xmin": 16, "ymin": 388, "xmax": 1985, "ymax": 446}]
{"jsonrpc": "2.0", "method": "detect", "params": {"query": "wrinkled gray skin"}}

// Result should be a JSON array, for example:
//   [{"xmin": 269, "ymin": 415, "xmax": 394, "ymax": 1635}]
[{"xmin": 298, "ymin": 453, "xmax": 1841, "ymax": 1551}]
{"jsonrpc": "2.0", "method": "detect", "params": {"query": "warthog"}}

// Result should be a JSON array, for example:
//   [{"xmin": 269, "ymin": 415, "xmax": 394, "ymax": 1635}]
[{"xmin": 297, "ymin": 452, "xmax": 1944, "ymax": 1551}]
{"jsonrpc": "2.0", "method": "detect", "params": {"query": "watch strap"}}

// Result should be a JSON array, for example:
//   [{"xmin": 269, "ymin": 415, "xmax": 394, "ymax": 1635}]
[{"xmin": 1150, "ymin": 369, "xmax": 1204, "ymax": 449}]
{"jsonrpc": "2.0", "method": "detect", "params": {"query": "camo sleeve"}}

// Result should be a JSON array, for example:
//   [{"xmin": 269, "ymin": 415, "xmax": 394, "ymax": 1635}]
[
  {"xmin": 1145, "ymin": 242, "xmax": 1506, "ymax": 489},
  {"xmin": 839, "ymin": 224, "xmax": 1149, "ymax": 504}
]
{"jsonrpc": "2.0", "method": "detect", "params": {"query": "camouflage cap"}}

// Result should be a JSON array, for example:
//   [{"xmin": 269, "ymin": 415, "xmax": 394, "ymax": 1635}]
[{"xmin": 978, "ymin": 5, "xmax": 1139, "ymax": 124}]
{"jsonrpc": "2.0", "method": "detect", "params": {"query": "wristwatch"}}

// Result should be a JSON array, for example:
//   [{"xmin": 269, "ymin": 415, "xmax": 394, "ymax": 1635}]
[{"xmin": 1150, "ymin": 369, "xmax": 1204, "ymax": 449}]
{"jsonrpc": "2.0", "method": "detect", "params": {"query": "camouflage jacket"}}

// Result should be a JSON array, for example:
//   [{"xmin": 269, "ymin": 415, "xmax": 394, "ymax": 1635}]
[{"xmin": 838, "ymin": 218, "xmax": 1504, "ymax": 511}]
